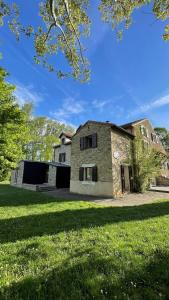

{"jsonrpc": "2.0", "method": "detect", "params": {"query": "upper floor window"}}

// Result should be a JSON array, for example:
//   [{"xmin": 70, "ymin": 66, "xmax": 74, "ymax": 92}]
[
  {"xmin": 59, "ymin": 153, "xmax": 66, "ymax": 162},
  {"xmin": 151, "ymin": 133, "xmax": 158, "ymax": 143},
  {"xmin": 80, "ymin": 133, "xmax": 97, "ymax": 150},
  {"xmin": 61, "ymin": 138, "xmax": 65, "ymax": 145},
  {"xmin": 140, "ymin": 125, "xmax": 148, "ymax": 138}
]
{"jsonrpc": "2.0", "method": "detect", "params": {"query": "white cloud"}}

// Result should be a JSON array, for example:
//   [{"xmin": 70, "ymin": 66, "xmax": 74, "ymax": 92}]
[
  {"xmin": 130, "ymin": 93, "xmax": 169, "ymax": 116},
  {"xmin": 92, "ymin": 99, "xmax": 111, "ymax": 109},
  {"xmin": 51, "ymin": 97, "xmax": 85, "ymax": 122},
  {"xmin": 140, "ymin": 94, "xmax": 169, "ymax": 113},
  {"xmin": 13, "ymin": 81, "xmax": 44, "ymax": 106}
]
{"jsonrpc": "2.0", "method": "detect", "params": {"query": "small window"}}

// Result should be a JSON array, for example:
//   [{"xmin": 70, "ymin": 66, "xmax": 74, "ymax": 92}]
[
  {"xmin": 140, "ymin": 125, "xmax": 148, "ymax": 138},
  {"xmin": 151, "ymin": 133, "xmax": 157, "ymax": 143},
  {"xmin": 79, "ymin": 166, "xmax": 97, "ymax": 182},
  {"xmin": 59, "ymin": 153, "xmax": 66, "ymax": 162},
  {"xmin": 80, "ymin": 133, "xmax": 97, "ymax": 150},
  {"xmin": 61, "ymin": 138, "xmax": 65, "ymax": 145},
  {"xmin": 84, "ymin": 167, "xmax": 93, "ymax": 181}
]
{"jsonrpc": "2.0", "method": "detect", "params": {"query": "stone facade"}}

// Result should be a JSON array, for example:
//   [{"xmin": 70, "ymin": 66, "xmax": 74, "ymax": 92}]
[
  {"xmin": 111, "ymin": 130, "xmax": 133, "ymax": 196},
  {"xmin": 48, "ymin": 165, "xmax": 57, "ymax": 186},
  {"xmin": 156, "ymin": 176, "xmax": 169, "ymax": 186},
  {"xmin": 11, "ymin": 161, "xmax": 24, "ymax": 187},
  {"xmin": 122, "ymin": 118, "xmax": 169, "ymax": 179},
  {"xmin": 70, "ymin": 121, "xmax": 134, "ymax": 197},
  {"xmin": 53, "ymin": 133, "xmax": 72, "ymax": 166},
  {"xmin": 54, "ymin": 144, "xmax": 71, "ymax": 166}
]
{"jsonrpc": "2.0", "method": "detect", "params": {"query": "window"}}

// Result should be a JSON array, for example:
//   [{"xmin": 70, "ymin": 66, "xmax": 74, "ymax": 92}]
[
  {"xmin": 61, "ymin": 138, "xmax": 65, "ymax": 145},
  {"xmin": 151, "ymin": 133, "xmax": 157, "ymax": 143},
  {"xmin": 59, "ymin": 153, "xmax": 66, "ymax": 162},
  {"xmin": 142, "ymin": 140, "xmax": 149, "ymax": 151},
  {"xmin": 140, "ymin": 125, "xmax": 148, "ymax": 138},
  {"xmin": 80, "ymin": 133, "xmax": 97, "ymax": 150},
  {"xmin": 79, "ymin": 166, "xmax": 97, "ymax": 182},
  {"xmin": 84, "ymin": 167, "xmax": 93, "ymax": 181}
]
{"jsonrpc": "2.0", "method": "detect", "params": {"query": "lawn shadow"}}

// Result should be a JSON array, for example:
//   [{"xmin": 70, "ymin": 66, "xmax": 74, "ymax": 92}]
[
  {"xmin": 0, "ymin": 185, "xmax": 80, "ymax": 207},
  {"xmin": 1, "ymin": 248, "xmax": 169, "ymax": 299},
  {"xmin": 0, "ymin": 201, "xmax": 169, "ymax": 244}
]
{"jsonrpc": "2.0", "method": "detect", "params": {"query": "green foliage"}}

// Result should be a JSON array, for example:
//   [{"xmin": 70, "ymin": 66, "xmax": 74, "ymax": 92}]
[
  {"xmin": 155, "ymin": 127, "xmax": 169, "ymax": 153},
  {"xmin": 0, "ymin": 0, "xmax": 168, "ymax": 81},
  {"xmin": 1, "ymin": 185, "xmax": 169, "ymax": 299},
  {"xmin": 133, "ymin": 130, "xmax": 164, "ymax": 192},
  {"xmin": 0, "ymin": 68, "xmax": 28, "ymax": 181},
  {"xmin": 22, "ymin": 103, "xmax": 74, "ymax": 161}
]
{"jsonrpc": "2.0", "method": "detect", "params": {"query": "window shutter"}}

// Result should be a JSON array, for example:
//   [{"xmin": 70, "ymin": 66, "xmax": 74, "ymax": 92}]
[
  {"xmin": 80, "ymin": 137, "xmax": 85, "ymax": 150},
  {"xmin": 79, "ymin": 167, "xmax": 84, "ymax": 181},
  {"xmin": 92, "ymin": 166, "xmax": 98, "ymax": 182},
  {"xmin": 92, "ymin": 133, "xmax": 97, "ymax": 148},
  {"xmin": 59, "ymin": 153, "xmax": 61, "ymax": 162}
]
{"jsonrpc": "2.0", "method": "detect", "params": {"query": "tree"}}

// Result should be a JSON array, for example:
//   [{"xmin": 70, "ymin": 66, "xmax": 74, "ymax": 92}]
[
  {"xmin": 133, "ymin": 131, "xmax": 165, "ymax": 192},
  {"xmin": 22, "ymin": 103, "xmax": 74, "ymax": 162},
  {"xmin": 154, "ymin": 127, "xmax": 169, "ymax": 153},
  {"xmin": 0, "ymin": 68, "xmax": 28, "ymax": 181},
  {"xmin": 0, "ymin": 0, "xmax": 168, "ymax": 81}
]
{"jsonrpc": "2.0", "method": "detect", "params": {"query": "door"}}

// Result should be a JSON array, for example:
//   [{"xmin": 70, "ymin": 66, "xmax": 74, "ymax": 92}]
[
  {"xmin": 121, "ymin": 165, "xmax": 133, "ymax": 193},
  {"xmin": 121, "ymin": 165, "xmax": 125, "ymax": 193},
  {"xmin": 128, "ymin": 166, "xmax": 134, "ymax": 192},
  {"xmin": 56, "ymin": 167, "xmax": 71, "ymax": 188}
]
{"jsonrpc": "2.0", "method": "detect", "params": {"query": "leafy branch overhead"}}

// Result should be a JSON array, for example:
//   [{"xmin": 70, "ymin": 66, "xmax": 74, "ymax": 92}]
[{"xmin": 0, "ymin": 0, "xmax": 168, "ymax": 81}]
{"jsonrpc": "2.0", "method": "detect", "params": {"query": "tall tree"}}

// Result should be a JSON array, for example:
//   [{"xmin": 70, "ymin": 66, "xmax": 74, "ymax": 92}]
[
  {"xmin": 0, "ymin": 0, "xmax": 168, "ymax": 81},
  {"xmin": 22, "ymin": 103, "xmax": 74, "ymax": 162},
  {"xmin": 133, "ymin": 130, "xmax": 165, "ymax": 192},
  {"xmin": 154, "ymin": 127, "xmax": 169, "ymax": 153},
  {"xmin": 0, "ymin": 68, "xmax": 28, "ymax": 181}
]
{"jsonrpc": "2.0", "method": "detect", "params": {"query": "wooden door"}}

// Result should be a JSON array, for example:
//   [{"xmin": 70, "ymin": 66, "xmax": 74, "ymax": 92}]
[{"xmin": 121, "ymin": 165, "xmax": 125, "ymax": 193}]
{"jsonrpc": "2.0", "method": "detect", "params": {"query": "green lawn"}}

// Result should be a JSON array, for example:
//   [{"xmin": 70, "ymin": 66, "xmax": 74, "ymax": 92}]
[{"xmin": 0, "ymin": 184, "xmax": 169, "ymax": 299}]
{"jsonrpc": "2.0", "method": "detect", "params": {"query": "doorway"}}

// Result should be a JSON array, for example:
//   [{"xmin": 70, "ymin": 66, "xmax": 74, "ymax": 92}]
[
  {"xmin": 56, "ymin": 167, "xmax": 71, "ymax": 188},
  {"xmin": 121, "ymin": 165, "xmax": 134, "ymax": 193}
]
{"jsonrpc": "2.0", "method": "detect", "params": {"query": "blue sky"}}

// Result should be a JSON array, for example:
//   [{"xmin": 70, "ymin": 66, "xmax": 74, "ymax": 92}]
[{"xmin": 1, "ymin": 1, "xmax": 169, "ymax": 129}]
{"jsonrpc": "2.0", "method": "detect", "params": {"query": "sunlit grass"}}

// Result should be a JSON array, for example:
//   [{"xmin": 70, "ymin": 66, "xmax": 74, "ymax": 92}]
[{"xmin": 0, "ymin": 184, "xmax": 169, "ymax": 299}]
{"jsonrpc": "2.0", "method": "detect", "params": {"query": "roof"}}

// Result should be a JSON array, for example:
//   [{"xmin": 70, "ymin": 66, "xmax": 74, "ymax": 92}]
[
  {"xmin": 48, "ymin": 162, "xmax": 70, "ymax": 168},
  {"xmin": 121, "ymin": 118, "xmax": 148, "ymax": 129},
  {"xmin": 53, "ymin": 141, "xmax": 72, "ymax": 149},
  {"xmin": 59, "ymin": 131, "xmax": 74, "ymax": 139},
  {"xmin": 75, "ymin": 120, "xmax": 134, "ymax": 138},
  {"xmin": 20, "ymin": 160, "xmax": 70, "ymax": 167}
]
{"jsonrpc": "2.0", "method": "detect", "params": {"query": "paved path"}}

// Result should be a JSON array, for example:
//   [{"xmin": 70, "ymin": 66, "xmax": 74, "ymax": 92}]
[
  {"xmin": 45, "ymin": 189, "xmax": 169, "ymax": 207},
  {"xmin": 149, "ymin": 186, "xmax": 169, "ymax": 193}
]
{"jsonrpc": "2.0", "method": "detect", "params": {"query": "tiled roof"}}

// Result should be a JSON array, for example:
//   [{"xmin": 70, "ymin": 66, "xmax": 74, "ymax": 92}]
[
  {"xmin": 121, "ymin": 118, "xmax": 148, "ymax": 128},
  {"xmin": 75, "ymin": 120, "xmax": 134, "ymax": 138},
  {"xmin": 59, "ymin": 131, "xmax": 74, "ymax": 139}
]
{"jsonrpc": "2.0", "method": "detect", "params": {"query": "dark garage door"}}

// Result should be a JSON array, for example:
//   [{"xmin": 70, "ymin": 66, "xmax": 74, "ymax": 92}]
[
  {"xmin": 23, "ymin": 161, "xmax": 49, "ymax": 185},
  {"xmin": 56, "ymin": 167, "xmax": 71, "ymax": 188}
]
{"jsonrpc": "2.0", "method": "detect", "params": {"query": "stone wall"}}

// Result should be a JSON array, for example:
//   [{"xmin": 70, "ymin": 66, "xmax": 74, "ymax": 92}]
[
  {"xmin": 48, "ymin": 165, "xmax": 57, "ymax": 186},
  {"xmin": 111, "ymin": 130, "xmax": 133, "ymax": 197},
  {"xmin": 54, "ymin": 144, "xmax": 71, "ymax": 166},
  {"xmin": 156, "ymin": 176, "xmax": 169, "ymax": 186},
  {"xmin": 70, "ymin": 122, "xmax": 113, "ymax": 196},
  {"xmin": 11, "ymin": 161, "xmax": 24, "ymax": 187}
]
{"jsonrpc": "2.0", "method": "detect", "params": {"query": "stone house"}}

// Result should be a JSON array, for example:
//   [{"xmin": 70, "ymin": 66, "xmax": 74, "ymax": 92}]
[
  {"xmin": 70, "ymin": 121, "xmax": 134, "ymax": 197},
  {"xmin": 121, "ymin": 118, "xmax": 169, "ymax": 178},
  {"xmin": 53, "ymin": 132, "xmax": 72, "ymax": 166},
  {"xmin": 70, "ymin": 119, "xmax": 169, "ymax": 197},
  {"xmin": 11, "ymin": 119, "xmax": 169, "ymax": 195}
]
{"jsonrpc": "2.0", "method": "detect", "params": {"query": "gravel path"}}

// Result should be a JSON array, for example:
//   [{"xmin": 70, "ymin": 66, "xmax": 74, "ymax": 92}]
[{"xmin": 45, "ymin": 189, "xmax": 169, "ymax": 207}]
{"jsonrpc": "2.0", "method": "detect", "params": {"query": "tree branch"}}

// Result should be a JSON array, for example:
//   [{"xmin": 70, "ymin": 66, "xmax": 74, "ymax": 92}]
[
  {"xmin": 49, "ymin": 0, "xmax": 80, "ymax": 72},
  {"xmin": 63, "ymin": 0, "xmax": 85, "ymax": 65}
]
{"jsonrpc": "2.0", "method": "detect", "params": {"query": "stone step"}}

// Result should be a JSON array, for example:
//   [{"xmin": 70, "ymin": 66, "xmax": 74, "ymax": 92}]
[{"xmin": 37, "ymin": 186, "xmax": 56, "ymax": 192}]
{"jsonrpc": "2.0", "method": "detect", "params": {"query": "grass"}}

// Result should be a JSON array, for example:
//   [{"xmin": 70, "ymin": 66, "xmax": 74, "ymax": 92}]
[{"xmin": 0, "ymin": 185, "xmax": 169, "ymax": 299}]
